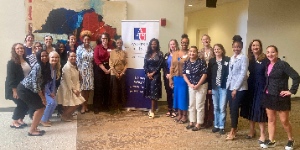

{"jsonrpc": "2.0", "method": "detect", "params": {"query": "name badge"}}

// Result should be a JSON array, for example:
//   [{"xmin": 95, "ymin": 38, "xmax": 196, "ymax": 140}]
[
  {"xmin": 165, "ymin": 56, "xmax": 168, "ymax": 59},
  {"xmin": 186, "ymin": 70, "xmax": 190, "ymax": 74},
  {"xmin": 224, "ymin": 61, "xmax": 228, "ymax": 66},
  {"xmin": 107, "ymin": 49, "xmax": 112, "ymax": 52}
]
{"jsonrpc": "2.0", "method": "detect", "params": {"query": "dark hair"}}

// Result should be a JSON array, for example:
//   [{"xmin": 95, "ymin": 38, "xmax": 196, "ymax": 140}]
[
  {"xmin": 36, "ymin": 50, "xmax": 52, "ymax": 88},
  {"xmin": 146, "ymin": 38, "xmax": 160, "ymax": 56},
  {"xmin": 181, "ymin": 33, "xmax": 190, "ymax": 45},
  {"xmin": 11, "ymin": 43, "xmax": 26, "ymax": 64},
  {"xmin": 55, "ymin": 42, "xmax": 67, "ymax": 63},
  {"xmin": 44, "ymin": 35, "xmax": 53, "ymax": 40},
  {"xmin": 67, "ymin": 51, "xmax": 78, "ymax": 70},
  {"xmin": 24, "ymin": 33, "xmax": 35, "ymax": 42},
  {"xmin": 232, "ymin": 35, "xmax": 243, "ymax": 48},
  {"xmin": 33, "ymin": 42, "xmax": 42, "ymax": 53},
  {"xmin": 213, "ymin": 43, "xmax": 226, "ymax": 57},
  {"xmin": 248, "ymin": 39, "xmax": 265, "ymax": 61},
  {"xmin": 266, "ymin": 45, "xmax": 278, "ymax": 52},
  {"xmin": 96, "ymin": 32, "xmax": 110, "ymax": 45},
  {"xmin": 68, "ymin": 34, "xmax": 76, "ymax": 40}
]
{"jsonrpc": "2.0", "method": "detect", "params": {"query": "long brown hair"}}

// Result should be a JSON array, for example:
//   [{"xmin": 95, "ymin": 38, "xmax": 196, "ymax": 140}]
[
  {"xmin": 248, "ymin": 39, "xmax": 265, "ymax": 61},
  {"xmin": 11, "ymin": 43, "xmax": 26, "ymax": 64}
]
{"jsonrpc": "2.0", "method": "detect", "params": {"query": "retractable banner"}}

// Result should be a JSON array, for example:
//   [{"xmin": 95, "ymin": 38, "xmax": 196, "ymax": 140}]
[{"xmin": 121, "ymin": 20, "xmax": 159, "ymax": 110}]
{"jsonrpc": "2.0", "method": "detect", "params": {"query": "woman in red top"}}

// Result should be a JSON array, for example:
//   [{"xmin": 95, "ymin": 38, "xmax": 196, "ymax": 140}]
[{"xmin": 93, "ymin": 33, "xmax": 111, "ymax": 114}]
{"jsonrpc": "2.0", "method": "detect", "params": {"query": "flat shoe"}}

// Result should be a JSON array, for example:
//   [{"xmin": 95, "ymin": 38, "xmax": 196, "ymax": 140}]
[
  {"xmin": 28, "ymin": 131, "xmax": 44, "ymax": 136},
  {"xmin": 192, "ymin": 126, "xmax": 201, "ymax": 131},
  {"xmin": 186, "ymin": 124, "xmax": 195, "ymax": 130},
  {"xmin": 10, "ymin": 124, "xmax": 24, "ymax": 129},
  {"xmin": 20, "ymin": 123, "xmax": 28, "ymax": 127},
  {"xmin": 226, "ymin": 134, "xmax": 236, "ymax": 140}
]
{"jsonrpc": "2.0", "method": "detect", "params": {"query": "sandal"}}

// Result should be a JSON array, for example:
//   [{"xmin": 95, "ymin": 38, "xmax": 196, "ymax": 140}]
[
  {"xmin": 192, "ymin": 126, "xmax": 201, "ymax": 131},
  {"xmin": 179, "ymin": 119, "xmax": 188, "ymax": 124},
  {"xmin": 10, "ymin": 124, "xmax": 24, "ymax": 129},
  {"xmin": 174, "ymin": 118, "xmax": 180, "ymax": 123},
  {"xmin": 186, "ymin": 124, "xmax": 195, "ymax": 130},
  {"xmin": 171, "ymin": 112, "xmax": 178, "ymax": 118},
  {"xmin": 28, "ymin": 131, "xmax": 44, "ymax": 136},
  {"xmin": 165, "ymin": 111, "xmax": 171, "ymax": 117},
  {"xmin": 148, "ymin": 111, "xmax": 155, "ymax": 119},
  {"xmin": 226, "ymin": 134, "xmax": 236, "ymax": 140}
]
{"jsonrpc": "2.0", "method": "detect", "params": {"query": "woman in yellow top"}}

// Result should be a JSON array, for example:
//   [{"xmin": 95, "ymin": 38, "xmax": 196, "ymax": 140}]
[{"xmin": 109, "ymin": 39, "xmax": 127, "ymax": 112}]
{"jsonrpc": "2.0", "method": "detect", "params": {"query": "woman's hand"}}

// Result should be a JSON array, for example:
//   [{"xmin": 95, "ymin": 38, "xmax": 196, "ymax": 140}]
[
  {"xmin": 147, "ymin": 72, "xmax": 154, "ymax": 80},
  {"xmin": 208, "ymin": 90, "xmax": 212, "ymax": 94},
  {"xmin": 188, "ymin": 83, "xmax": 195, "ymax": 89},
  {"xmin": 280, "ymin": 91, "xmax": 292, "ymax": 97},
  {"xmin": 231, "ymin": 90, "xmax": 237, "ymax": 100},
  {"xmin": 41, "ymin": 97, "xmax": 47, "ymax": 105},
  {"xmin": 169, "ymin": 83, "xmax": 174, "ymax": 89},
  {"xmin": 72, "ymin": 89, "xmax": 80, "ymax": 97},
  {"xmin": 12, "ymin": 88, "xmax": 18, "ymax": 99},
  {"xmin": 166, "ymin": 74, "xmax": 170, "ymax": 79},
  {"xmin": 50, "ymin": 93, "xmax": 55, "ymax": 99}
]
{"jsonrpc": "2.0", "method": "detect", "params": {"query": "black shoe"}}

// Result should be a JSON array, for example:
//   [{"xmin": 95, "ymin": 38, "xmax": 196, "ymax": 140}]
[
  {"xmin": 219, "ymin": 129, "xmax": 226, "ymax": 135},
  {"xmin": 212, "ymin": 127, "xmax": 220, "ymax": 133},
  {"xmin": 186, "ymin": 124, "xmax": 195, "ymax": 130},
  {"xmin": 285, "ymin": 140, "xmax": 294, "ymax": 150},
  {"xmin": 265, "ymin": 139, "xmax": 276, "ymax": 148}
]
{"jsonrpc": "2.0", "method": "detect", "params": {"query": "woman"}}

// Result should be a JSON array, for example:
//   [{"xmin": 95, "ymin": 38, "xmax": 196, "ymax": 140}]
[
  {"xmin": 184, "ymin": 46, "xmax": 207, "ymax": 131},
  {"xmin": 198, "ymin": 34, "xmax": 215, "ymax": 128},
  {"xmin": 93, "ymin": 33, "xmax": 111, "ymax": 114},
  {"xmin": 40, "ymin": 51, "xmax": 60, "ymax": 127},
  {"xmin": 226, "ymin": 35, "xmax": 249, "ymax": 140},
  {"xmin": 262, "ymin": 45, "xmax": 299, "ymax": 150},
  {"xmin": 207, "ymin": 44, "xmax": 230, "ymax": 135},
  {"xmin": 65, "ymin": 34, "xmax": 77, "ymax": 53},
  {"xmin": 109, "ymin": 39, "xmax": 127, "ymax": 112},
  {"xmin": 57, "ymin": 51, "xmax": 85, "ymax": 121},
  {"xmin": 27, "ymin": 42, "xmax": 43, "ymax": 67},
  {"xmin": 163, "ymin": 39, "xmax": 179, "ymax": 117},
  {"xmin": 24, "ymin": 33, "xmax": 35, "ymax": 56},
  {"xmin": 17, "ymin": 50, "xmax": 52, "ymax": 136},
  {"xmin": 43, "ymin": 35, "xmax": 55, "ymax": 53},
  {"xmin": 241, "ymin": 40, "xmax": 268, "ymax": 148},
  {"xmin": 77, "ymin": 30, "xmax": 94, "ymax": 114},
  {"xmin": 169, "ymin": 34, "xmax": 189, "ymax": 123},
  {"xmin": 143, "ymin": 38, "xmax": 164, "ymax": 118},
  {"xmin": 5, "ymin": 43, "xmax": 31, "ymax": 128},
  {"xmin": 56, "ymin": 42, "xmax": 68, "ymax": 68}
]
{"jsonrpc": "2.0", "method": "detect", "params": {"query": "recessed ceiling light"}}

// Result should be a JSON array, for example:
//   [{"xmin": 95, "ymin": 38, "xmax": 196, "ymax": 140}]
[{"xmin": 188, "ymin": 4, "xmax": 193, "ymax": 7}]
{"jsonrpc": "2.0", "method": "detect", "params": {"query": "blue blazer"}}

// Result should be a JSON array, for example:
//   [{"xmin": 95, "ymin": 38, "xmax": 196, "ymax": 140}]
[{"xmin": 226, "ymin": 53, "xmax": 249, "ymax": 91}]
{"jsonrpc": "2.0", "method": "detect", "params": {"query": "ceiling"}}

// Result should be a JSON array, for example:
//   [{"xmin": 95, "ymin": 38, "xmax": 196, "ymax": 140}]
[{"xmin": 185, "ymin": 0, "xmax": 239, "ymax": 14}]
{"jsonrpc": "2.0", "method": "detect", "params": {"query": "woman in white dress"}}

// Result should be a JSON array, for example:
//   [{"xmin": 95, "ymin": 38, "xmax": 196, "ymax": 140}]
[{"xmin": 57, "ymin": 51, "xmax": 85, "ymax": 121}]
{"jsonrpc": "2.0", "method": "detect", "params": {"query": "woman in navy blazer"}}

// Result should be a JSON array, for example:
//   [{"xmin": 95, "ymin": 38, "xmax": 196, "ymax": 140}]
[
  {"xmin": 226, "ymin": 35, "xmax": 249, "ymax": 140},
  {"xmin": 262, "ymin": 45, "xmax": 299, "ymax": 149},
  {"xmin": 207, "ymin": 44, "xmax": 230, "ymax": 135},
  {"xmin": 5, "ymin": 43, "xmax": 31, "ymax": 128}
]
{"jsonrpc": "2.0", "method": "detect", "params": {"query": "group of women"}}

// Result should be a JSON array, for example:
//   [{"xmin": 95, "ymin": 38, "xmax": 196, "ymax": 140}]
[
  {"xmin": 143, "ymin": 34, "xmax": 299, "ymax": 150},
  {"xmin": 5, "ymin": 31, "xmax": 128, "ymax": 136}
]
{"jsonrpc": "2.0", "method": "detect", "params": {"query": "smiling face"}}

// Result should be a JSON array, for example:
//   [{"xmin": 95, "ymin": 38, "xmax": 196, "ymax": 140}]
[
  {"xmin": 232, "ymin": 42, "xmax": 242, "ymax": 56},
  {"xmin": 58, "ymin": 43, "xmax": 65, "ymax": 54},
  {"xmin": 49, "ymin": 52, "xmax": 59, "ymax": 65},
  {"xmin": 25, "ymin": 35, "xmax": 34, "ymax": 44},
  {"xmin": 169, "ymin": 40, "xmax": 176, "ymax": 52},
  {"xmin": 34, "ymin": 43, "xmax": 42, "ymax": 53},
  {"xmin": 68, "ymin": 52, "xmax": 77, "ymax": 64},
  {"xmin": 83, "ymin": 36, "xmax": 90, "ymax": 46},
  {"xmin": 201, "ymin": 35, "xmax": 211, "ymax": 47},
  {"xmin": 251, "ymin": 41, "xmax": 261, "ymax": 55},
  {"xmin": 44, "ymin": 36, "xmax": 53, "ymax": 47},
  {"xmin": 101, "ymin": 34, "xmax": 108, "ymax": 46},
  {"xmin": 15, "ymin": 44, "xmax": 25, "ymax": 56},
  {"xmin": 214, "ymin": 45, "xmax": 223, "ymax": 57},
  {"xmin": 116, "ymin": 39, "xmax": 123, "ymax": 49},
  {"xmin": 181, "ymin": 38, "xmax": 189, "ymax": 50},
  {"xmin": 189, "ymin": 47, "xmax": 198, "ymax": 59},
  {"xmin": 69, "ymin": 35, "xmax": 76, "ymax": 46},
  {"xmin": 151, "ymin": 40, "xmax": 158, "ymax": 51},
  {"xmin": 40, "ymin": 51, "xmax": 49, "ymax": 64},
  {"xmin": 266, "ymin": 46, "xmax": 278, "ymax": 63}
]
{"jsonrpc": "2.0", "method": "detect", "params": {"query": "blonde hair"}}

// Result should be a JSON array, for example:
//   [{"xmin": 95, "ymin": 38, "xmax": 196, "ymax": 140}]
[
  {"xmin": 49, "ymin": 51, "xmax": 61, "ymax": 80},
  {"xmin": 80, "ymin": 30, "xmax": 92, "ymax": 39}
]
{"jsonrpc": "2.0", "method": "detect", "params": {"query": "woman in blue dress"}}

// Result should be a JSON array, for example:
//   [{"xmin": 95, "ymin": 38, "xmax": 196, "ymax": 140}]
[
  {"xmin": 143, "ymin": 38, "xmax": 164, "ymax": 119},
  {"xmin": 241, "ymin": 39, "xmax": 268, "ymax": 148}
]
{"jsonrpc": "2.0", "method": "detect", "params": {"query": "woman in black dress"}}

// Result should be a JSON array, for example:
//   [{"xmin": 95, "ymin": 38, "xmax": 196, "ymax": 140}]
[
  {"xmin": 262, "ymin": 45, "xmax": 299, "ymax": 149},
  {"xmin": 143, "ymin": 38, "xmax": 164, "ymax": 119}
]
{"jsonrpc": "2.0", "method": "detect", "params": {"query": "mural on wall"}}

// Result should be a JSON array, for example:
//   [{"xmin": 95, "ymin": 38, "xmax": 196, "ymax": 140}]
[{"xmin": 25, "ymin": 0, "xmax": 127, "ymax": 45}]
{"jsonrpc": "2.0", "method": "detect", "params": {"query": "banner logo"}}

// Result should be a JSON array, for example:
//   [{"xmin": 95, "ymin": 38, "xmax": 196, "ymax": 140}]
[{"xmin": 134, "ymin": 28, "xmax": 146, "ymax": 41}]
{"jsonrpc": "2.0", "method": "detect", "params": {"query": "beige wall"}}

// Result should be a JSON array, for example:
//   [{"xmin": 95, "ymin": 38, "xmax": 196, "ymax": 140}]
[
  {"xmin": 0, "ymin": 0, "xmax": 185, "ymax": 102},
  {"xmin": 186, "ymin": 0, "xmax": 249, "ymax": 56},
  {"xmin": 247, "ymin": 0, "xmax": 300, "ymax": 97}
]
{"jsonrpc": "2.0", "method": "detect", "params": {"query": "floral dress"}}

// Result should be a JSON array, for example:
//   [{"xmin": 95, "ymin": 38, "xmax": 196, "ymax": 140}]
[{"xmin": 76, "ymin": 44, "xmax": 94, "ymax": 90}]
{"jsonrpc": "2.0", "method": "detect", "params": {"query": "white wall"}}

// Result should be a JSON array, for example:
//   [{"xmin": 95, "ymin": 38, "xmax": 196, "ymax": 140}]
[
  {"xmin": 0, "ymin": 1, "xmax": 26, "ymax": 104},
  {"xmin": 186, "ymin": 0, "xmax": 249, "ymax": 56},
  {"xmin": 247, "ymin": 0, "xmax": 300, "ymax": 97}
]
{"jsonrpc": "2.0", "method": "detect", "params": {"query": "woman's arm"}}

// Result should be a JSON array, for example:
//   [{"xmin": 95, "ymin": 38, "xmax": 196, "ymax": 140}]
[
  {"xmin": 282, "ymin": 62, "xmax": 300, "ymax": 95},
  {"xmin": 232, "ymin": 56, "xmax": 249, "ymax": 90}
]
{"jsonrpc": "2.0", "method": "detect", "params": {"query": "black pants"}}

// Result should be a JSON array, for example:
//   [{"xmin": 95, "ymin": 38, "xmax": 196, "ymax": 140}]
[
  {"xmin": 163, "ymin": 75, "xmax": 173, "ymax": 110},
  {"xmin": 110, "ymin": 75, "xmax": 127, "ymax": 109},
  {"xmin": 93, "ymin": 63, "xmax": 110, "ymax": 110},
  {"xmin": 12, "ymin": 98, "xmax": 28, "ymax": 120},
  {"xmin": 227, "ymin": 90, "xmax": 246, "ymax": 128}
]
